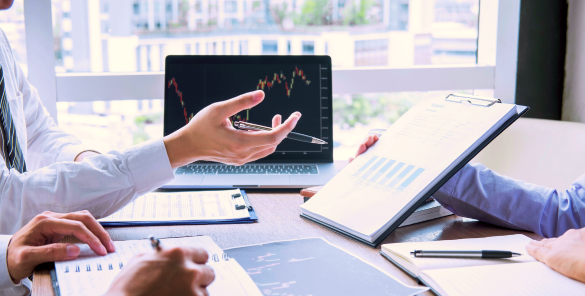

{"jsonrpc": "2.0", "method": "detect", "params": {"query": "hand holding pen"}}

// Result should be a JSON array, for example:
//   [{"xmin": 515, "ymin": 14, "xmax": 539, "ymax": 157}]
[{"xmin": 106, "ymin": 235, "xmax": 215, "ymax": 295}]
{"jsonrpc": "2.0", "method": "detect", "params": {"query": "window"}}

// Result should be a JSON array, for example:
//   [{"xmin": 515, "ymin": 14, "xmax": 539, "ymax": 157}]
[
  {"xmin": 302, "ymin": 41, "xmax": 315, "ymax": 55},
  {"xmin": 262, "ymin": 40, "xmax": 278, "ymax": 55},
  {"xmin": 355, "ymin": 39, "xmax": 389, "ymax": 66},
  {"xmin": 225, "ymin": 1, "xmax": 237, "ymax": 13},
  {"xmin": 50, "ymin": 0, "xmax": 481, "ymax": 72},
  {"xmin": 20, "ymin": 0, "xmax": 518, "ymax": 160}
]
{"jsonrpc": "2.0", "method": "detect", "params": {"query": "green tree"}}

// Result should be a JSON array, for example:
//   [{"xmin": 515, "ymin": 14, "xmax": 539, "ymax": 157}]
[
  {"xmin": 343, "ymin": 0, "xmax": 374, "ymax": 26},
  {"xmin": 295, "ymin": 0, "xmax": 331, "ymax": 26}
]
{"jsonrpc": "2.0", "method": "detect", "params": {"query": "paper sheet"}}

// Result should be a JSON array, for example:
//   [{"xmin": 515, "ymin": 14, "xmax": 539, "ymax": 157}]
[
  {"xmin": 301, "ymin": 93, "xmax": 518, "ymax": 241},
  {"xmin": 54, "ymin": 236, "xmax": 262, "ymax": 296},
  {"xmin": 382, "ymin": 234, "xmax": 536, "ymax": 272},
  {"xmin": 98, "ymin": 189, "xmax": 250, "ymax": 222},
  {"xmin": 423, "ymin": 262, "xmax": 585, "ymax": 296}
]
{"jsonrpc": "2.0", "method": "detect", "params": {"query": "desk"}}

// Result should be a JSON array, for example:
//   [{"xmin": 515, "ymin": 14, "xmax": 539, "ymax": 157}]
[{"xmin": 32, "ymin": 190, "xmax": 542, "ymax": 295}]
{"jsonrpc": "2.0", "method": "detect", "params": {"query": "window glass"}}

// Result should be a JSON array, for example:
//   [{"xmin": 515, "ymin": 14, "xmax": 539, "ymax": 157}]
[
  {"xmin": 51, "ymin": 0, "xmax": 479, "ymax": 72},
  {"xmin": 0, "ymin": 0, "xmax": 27, "ymax": 74},
  {"xmin": 57, "ymin": 89, "xmax": 493, "ymax": 160}
]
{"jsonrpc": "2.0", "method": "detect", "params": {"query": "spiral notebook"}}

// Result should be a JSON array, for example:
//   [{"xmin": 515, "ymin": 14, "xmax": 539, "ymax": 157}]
[{"xmin": 51, "ymin": 236, "xmax": 262, "ymax": 296}]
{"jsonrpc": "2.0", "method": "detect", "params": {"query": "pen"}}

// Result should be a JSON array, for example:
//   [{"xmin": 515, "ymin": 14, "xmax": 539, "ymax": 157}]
[
  {"xmin": 233, "ymin": 121, "xmax": 327, "ymax": 145},
  {"xmin": 410, "ymin": 250, "xmax": 522, "ymax": 259},
  {"xmin": 149, "ymin": 235, "xmax": 161, "ymax": 251}
]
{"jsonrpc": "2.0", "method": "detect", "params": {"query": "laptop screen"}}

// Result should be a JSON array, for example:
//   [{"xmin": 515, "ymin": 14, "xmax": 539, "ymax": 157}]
[{"xmin": 164, "ymin": 56, "xmax": 333, "ymax": 163}]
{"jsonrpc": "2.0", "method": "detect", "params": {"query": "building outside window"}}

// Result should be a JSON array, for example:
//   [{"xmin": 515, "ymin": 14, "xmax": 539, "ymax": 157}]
[
  {"xmin": 262, "ymin": 40, "xmax": 278, "ymax": 54},
  {"xmin": 302, "ymin": 41, "xmax": 315, "ymax": 55},
  {"xmin": 8, "ymin": 0, "xmax": 493, "ymax": 160}
]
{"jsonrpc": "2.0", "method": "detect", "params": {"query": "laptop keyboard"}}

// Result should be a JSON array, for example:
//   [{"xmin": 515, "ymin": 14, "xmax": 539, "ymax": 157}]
[{"xmin": 175, "ymin": 164, "xmax": 319, "ymax": 175}]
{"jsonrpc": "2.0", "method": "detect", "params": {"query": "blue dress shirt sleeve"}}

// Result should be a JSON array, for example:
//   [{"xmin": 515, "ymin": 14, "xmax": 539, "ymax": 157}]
[{"xmin": 433, "ymin": 163, "xmax": 585, "ymax": 238}]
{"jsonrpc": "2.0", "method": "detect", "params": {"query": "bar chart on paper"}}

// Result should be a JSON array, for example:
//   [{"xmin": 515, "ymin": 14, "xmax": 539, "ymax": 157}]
[{"xmin": 351, "ymin": 155, "xmax": 425, "ymax": 192}]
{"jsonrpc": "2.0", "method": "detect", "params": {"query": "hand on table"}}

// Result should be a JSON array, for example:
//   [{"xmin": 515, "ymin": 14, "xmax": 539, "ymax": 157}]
[
  {"xmin": 107, "ymin": 246, "xmax": 214, "ymax": 296},
  {"xmin": 7, "ymin": 211, "xmax": 114, "ymax": 283},
  {"xmin": 526, "ymin": 227, "xmax": 585, "ymax": 283},
  {"xmin": 349, "ymin": 134, "xmax": 379, "ymax": 163},
  {"xmin": 163, "ymin": 90, "xmax": 301, "ymax": 168}
]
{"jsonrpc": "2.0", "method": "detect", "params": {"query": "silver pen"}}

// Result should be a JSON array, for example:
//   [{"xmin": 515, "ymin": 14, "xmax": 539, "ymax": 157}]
[
  {"xmin": 410, "ymin": 250, "xmax": 522, "ymax": 259},
  {"xmin": 234, "ymin": 121, "xmax": 327, "ymax": 145}
]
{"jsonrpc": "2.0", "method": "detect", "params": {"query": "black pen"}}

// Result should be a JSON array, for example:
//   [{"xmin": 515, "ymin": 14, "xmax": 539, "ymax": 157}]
[
  {"xmin": 410, "ymin": 250, "xmax": 522, "ymax": 259},
  {"xmin": 149, "ymin": 235, "xmax": 162, "ymax": 252},
  {"xmin": 233, "ymin": 121, "xmax": 327, "ymax": 145}
]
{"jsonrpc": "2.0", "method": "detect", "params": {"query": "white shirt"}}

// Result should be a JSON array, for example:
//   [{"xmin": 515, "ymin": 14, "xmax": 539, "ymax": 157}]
[{"xmin": 0, "ymin": 31, "xmax": 174, "ymax": 294}]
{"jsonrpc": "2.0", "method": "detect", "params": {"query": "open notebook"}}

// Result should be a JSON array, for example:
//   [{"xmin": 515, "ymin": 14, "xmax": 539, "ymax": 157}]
[
  {"xmin": 53, "ymin": 236, "xmax": 262, "ymax": 296},
  {"xmin": 380, "ymin": 234, "xmax": 585, "ymax": 296}
]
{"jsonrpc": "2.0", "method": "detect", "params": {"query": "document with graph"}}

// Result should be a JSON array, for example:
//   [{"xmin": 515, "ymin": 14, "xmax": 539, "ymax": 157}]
[
  {"xmin": 301, "ymin": 93, "xmax": 529, "ymax": 246},
  {"xmin": 99, "ymin": 189, "xmax": 258, "ymax": 226}
]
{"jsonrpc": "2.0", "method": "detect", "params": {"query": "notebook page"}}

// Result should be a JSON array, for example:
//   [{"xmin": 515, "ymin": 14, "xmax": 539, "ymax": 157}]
[
  {"xmin": 423, "ymin": 261, "xmax": 585, "ymax": 296},
  {"xmin": 98, "ymin": 189, "xmax": 250, "ymax": 222},
  {"xmin": 382, "ymin": 234, "xmax": 536, "ymax": 272},
  {"xmin": 301, "ymin": 93, "xmax": 517, "ymax": 241},
  {"xmin": 54, "ymin": 236, "xmax": 261, "ymax": 296}
]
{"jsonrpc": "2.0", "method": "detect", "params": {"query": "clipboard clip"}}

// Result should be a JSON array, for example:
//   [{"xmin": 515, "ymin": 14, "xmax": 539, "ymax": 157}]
[{"xmin": 445, "ymin": 93, "xmax": 501, "ymax": 107}]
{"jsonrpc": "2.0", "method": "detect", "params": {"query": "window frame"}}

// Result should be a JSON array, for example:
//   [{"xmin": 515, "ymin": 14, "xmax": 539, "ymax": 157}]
[{"xmin": 24, "ymin": 0, "xmax": 521, "ymax": 120}]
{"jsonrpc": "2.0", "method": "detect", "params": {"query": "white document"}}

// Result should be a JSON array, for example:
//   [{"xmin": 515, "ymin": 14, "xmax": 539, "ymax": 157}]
[
  {"xmin": 54, "ymin": 236, "xmax": 262, "ymax": 296},
  {"xmin": 382, "ymin": 234, "xmax": 536, "ymax": 276},
  {"xmin": 423, "ymin": 262, "xmax": 585, "ymax": 296},
  {"xmin": 99, "ymin": 189, "xmax": 250, "ymax": 222},
  {"xmin": 301, "ymin": 94, "xmax": 518, "ymax": 242}
]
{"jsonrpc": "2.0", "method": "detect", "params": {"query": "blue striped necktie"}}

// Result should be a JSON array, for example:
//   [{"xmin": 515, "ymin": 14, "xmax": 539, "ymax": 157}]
[{"xmin": 0, "ymin": 64, "xmax": 26, "ymax": 173}]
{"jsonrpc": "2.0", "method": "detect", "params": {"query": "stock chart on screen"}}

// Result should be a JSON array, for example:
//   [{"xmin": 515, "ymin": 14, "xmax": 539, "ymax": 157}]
[{"xmin": 164, "ymin": 57, "xmax": 332, "ymax": 162}]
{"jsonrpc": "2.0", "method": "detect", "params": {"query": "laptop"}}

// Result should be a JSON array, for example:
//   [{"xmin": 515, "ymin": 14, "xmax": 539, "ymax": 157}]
[{"xmin": 161, "ymin": 55, "xmax": 336, "ymax": 189}]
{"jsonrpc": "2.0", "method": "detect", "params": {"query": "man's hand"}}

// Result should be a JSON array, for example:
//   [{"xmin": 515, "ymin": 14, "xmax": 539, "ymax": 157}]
[
  {"xmin": 349, "ymin": 134, "xmax": 379, "ymax": 163},
  {"xmin": 163, "ymin": 90, "xmax": 301, "ymax": 168},
  {"xmin": 7, "ymin": 211, "xmax": 114, "ymax": 282},
  {"xmin": 107, "ymin": 246, "xmax": 214, "ymax": 296},
  {"xmin": 526, "ymin": 227, "xmax": 585, "ymax": 283}
]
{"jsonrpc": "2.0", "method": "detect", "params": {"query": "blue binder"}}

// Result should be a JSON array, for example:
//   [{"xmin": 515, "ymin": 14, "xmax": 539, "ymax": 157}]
[{"xmin": 100, "ymin": 190, "xmax": 258, "ymax": 227}]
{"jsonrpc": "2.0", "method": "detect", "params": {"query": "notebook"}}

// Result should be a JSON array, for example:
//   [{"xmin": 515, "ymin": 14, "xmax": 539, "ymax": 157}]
[
  {"xmin": 224, "ymin": 237, "xmax": 428, "ymax": 296},
  {"xmin": 98, "ymin": 189, "xmax": 257, "ymax": 226},
  {"xmin": 380, "ymin": 234, "xmax": 585, "ymax": 296},
  {"xmin": 300, "ymin": 93, "xmax": 529, "ymax": 246},
  {"xmin": 52, "ymin": 236, "xmax": 262, "ymax": 296},
  {"xmin": 302, "ymin": 186, "xmax": 452, "ymax": 227}
]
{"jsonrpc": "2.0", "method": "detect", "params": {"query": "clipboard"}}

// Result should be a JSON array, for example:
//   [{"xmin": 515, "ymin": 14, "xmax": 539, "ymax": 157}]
[
  {"xmin": 100, "ymin": 190, "xmax": 258, "ymax": 227},
  {"xmin": 301, "ymin": 94, "xmax": 530, "ymax": 247}
]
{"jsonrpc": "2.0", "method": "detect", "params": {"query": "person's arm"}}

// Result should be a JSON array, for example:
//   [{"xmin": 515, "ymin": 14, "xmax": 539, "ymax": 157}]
[
  {"xmin": 5, "ymin": 32, "xmax": 93, "ymax": 168},
  {"xmin": 0, "ymin": 211, "xmax": 114, "ymax": 291},
  {"xmin": 351, "ymin": 136, "xmax": 585, "ymax": 238},
  {"xmin": 433, "ymin": 163, "xmax": 585, "ymax": 238},
  {"xmin": 0, "ymin": 211, "xmax": 215, "ymax": 296}
]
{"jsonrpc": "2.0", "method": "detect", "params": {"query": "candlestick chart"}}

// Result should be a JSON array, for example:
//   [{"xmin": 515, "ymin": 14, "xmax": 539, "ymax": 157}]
[
  {"xmin": 167, "ymin": 78, "xmax": 194, "ymax": 125},
  {"xmin": 256, "ymin": 66, "xmax": 311, "ymax": 97}
]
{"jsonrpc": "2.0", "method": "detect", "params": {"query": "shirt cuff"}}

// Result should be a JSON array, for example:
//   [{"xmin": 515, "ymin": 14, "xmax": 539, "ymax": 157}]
[
  {"xmin": 124, "ymin": 139, "xmax": 175, "ymax": 195},
  {"xmin": 56, "ymin": 144, "xmax": 96, "ymax": 163},
  {"xmin": 0, "ymin": 235, "xmax": 23, "ymax": 291}
]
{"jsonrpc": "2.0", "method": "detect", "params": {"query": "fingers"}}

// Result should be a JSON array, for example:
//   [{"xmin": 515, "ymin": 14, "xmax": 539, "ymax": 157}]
[
  {"xmin": 180, "ymin": 247, "xmax": 210, "ymax": 264},
  {"xmin": 234, "ymin": 112, "xmax": 301, "ymax": 146},
  {"xmin": 526, "ymin": 243, "xmax": 551, "ymax": 262},
  {"xmin": 213, "ymin": 91, "xmax": 265, "ymax": 120},
  {"xmin": 60, "ymin": 211, "xmax": 115, "ymax": 252},
  {"xmin": 193, "ymin": 264, "xmax": 215, "ymax": 287},
  {"xmin": 272, "ymin": 114, "xmax": 282, "ymax": 128},
  {"xmin": 39, "ymin": 218, "xmax": 107, "ymax": 256},
  {"xmin": 24, "ymin": 243, "xmax": 82, "ymax": 264},
  {"xmin": 364, "ymin": 134, "xmax": 379, "ymax": 148}
]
